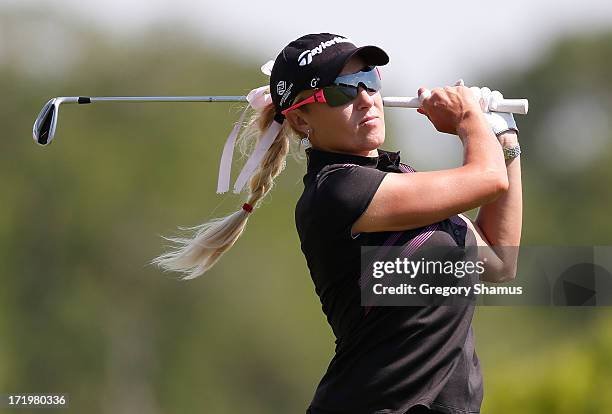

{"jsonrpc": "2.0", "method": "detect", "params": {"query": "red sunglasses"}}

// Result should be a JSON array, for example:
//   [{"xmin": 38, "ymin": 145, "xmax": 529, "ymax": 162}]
[{"xmin": 281, "ymin": 66, "xmax": 382, "ymax": 116}]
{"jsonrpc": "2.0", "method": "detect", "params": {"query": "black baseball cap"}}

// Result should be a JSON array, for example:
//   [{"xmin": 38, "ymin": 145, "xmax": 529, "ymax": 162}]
[{"xmin": 270, "ymin": 33, "xmax": 389, "ymax": 123}]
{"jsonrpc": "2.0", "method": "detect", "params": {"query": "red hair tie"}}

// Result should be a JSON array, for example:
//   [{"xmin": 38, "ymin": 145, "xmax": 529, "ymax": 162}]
[{"xmin": 242, "ymin": 203, "xmax": 254, "ymax": 213}]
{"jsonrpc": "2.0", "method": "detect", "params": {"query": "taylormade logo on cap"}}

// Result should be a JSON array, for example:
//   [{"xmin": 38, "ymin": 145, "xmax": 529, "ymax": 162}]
[
  {"xmin": 297, "ymin": 36, "xmax": 352, "ymax": 66},
  {"xmin": 280, "ymin": 83, "xmax": 294, "ymax": 106}
]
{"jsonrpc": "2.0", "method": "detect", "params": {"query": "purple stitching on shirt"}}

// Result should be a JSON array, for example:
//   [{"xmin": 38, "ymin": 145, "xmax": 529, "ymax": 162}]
[
  {"xmin": 361, "ymin": 223, "xmax": 441, "ymax": 316},
  {"xmin": 399, "ymin": 163, "xmax": 416, "ymax": 173},
  {"xmin": 399, "ymin": 222, "xmax": 440, "ymax": 259}
]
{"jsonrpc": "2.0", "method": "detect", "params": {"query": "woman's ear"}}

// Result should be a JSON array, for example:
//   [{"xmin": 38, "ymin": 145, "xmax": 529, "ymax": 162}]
[{"xmin": 285, "ymin": 111, "xmax": 310, "ymax": 135}]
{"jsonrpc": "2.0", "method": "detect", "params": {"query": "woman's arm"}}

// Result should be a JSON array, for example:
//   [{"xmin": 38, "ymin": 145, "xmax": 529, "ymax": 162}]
[
  {"xmin": 455, "ymin": 131, "xmax": 522, "ymax": 283},
  {"xmin": 352, "ymin": 86, "xmax": 509, "ymax": 234},
  {"xmin": 472, "ymin": 131, "xmax": 522, "ymax": 282},
  {"xmin": 351, "ymin": 84, "xmax": 522, "ymax": 283}
]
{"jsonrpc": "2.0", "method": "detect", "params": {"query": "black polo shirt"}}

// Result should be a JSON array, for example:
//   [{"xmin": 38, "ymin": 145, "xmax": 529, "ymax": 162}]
[{"xmin": 296, "ymin": 148, "xmax": 483, "ymax": 414}]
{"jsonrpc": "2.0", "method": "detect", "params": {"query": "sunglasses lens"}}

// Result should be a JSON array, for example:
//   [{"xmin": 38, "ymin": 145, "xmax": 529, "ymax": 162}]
[
  {"xmin": 322, "ymin": 66, "xmax": 382, "ymax": 107},
  {"xmin": 334, "ymin": 66, "xmax": 381, "ymax": 91},
  {"xmin": 323, "ymin": 85, "xmax": 358, "ymax": 107}
]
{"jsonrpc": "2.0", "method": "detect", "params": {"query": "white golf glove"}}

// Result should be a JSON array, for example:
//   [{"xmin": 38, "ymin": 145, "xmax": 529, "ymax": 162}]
[{"xmin": 455, "ymin": 79, "xmax": 519, "ymax": 137}]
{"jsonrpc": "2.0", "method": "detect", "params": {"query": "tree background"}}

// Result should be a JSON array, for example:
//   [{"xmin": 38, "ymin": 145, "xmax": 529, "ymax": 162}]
[{"xmin": 1, "ymin": 6, "xmax": 611, "ymax": 414}]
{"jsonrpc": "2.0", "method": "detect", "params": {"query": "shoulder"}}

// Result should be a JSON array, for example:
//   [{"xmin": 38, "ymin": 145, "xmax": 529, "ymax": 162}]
[
  {"xmin": 314, "ymin": 163, "xmax": 387, "ymax": 204},
  {"xmin": 302, "ymin": 164, "xmax": 389, "ymax": 236},
  {"xmin": 315, "ymin": 162, "xmax": 369, "ymax": 184}
]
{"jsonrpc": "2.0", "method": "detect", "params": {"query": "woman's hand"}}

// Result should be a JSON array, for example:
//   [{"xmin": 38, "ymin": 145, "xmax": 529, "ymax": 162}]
[
  {"xmin": 416, "ymin": 84, "xmax": 483, "ymax": 136},
  {"xmin": 469, "ymin": 86, "xmax": 520, "ymax": 137}
]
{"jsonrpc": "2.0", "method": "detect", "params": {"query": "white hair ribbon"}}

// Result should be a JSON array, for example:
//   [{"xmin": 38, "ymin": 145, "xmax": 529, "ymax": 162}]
[
  {"xmin": 232, "ymin": 118, "xmax": 283, "ymax": 194},
  {"xmin": 260, "ymin": 60, "xmax": 275, "ymax": 76},
  {"xmin": 216, "ymin": 84, "xmax": 280, "ymax": 194}
]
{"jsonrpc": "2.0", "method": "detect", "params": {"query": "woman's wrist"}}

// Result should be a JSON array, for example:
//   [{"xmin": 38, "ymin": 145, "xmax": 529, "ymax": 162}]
[
  {"xmin": 457, "ymin": 109, "xmax": 491, "ymax": 141},
  {"xmin": 497, "ymin": 131, "xmax": 519, "ymax": 147},
  {"xmin": 497, "ymin": 131, "xmax": 521, "ymax": 161}
]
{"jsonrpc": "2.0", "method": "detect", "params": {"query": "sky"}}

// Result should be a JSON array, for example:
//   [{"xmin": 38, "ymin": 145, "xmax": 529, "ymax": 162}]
[{"xmin": 3, "ymin": 0, "xmax": 612, "ymax": 167}]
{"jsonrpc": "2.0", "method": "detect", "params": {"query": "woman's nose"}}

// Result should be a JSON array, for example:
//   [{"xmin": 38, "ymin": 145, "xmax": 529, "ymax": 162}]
[{"xmin": 355, "ymin": 85, "xmax": 375, "ymax": 109}]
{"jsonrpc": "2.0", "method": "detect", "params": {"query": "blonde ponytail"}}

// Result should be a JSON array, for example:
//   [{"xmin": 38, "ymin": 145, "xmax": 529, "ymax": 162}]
[{"xmin": 152, "ymin": 103, "xmax": 300, "ymax": 280}]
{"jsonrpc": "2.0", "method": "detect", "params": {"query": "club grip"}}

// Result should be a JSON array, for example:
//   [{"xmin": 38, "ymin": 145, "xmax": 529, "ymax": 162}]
[
  {"xmin": 383, "ymin": 96, "xmax": 529, "ymax": 115},
  {"xmin": 490, "ymin": 99, "xmax": 528, "ymax": 115}
]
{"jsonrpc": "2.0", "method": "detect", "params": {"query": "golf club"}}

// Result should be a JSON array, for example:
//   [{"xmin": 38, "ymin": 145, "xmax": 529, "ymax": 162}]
[{"xmin": 32, "ymin": 95, "xmax": 529, "ymax": 146}]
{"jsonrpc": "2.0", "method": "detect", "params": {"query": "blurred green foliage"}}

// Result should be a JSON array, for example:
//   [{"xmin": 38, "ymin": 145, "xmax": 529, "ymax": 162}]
[{"xmin": 1, "ymin": 8, "xmax": 611, "ymax": 414}]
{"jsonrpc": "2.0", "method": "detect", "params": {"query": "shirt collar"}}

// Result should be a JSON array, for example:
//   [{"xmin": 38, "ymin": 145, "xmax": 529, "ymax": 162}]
[{"xmin": 305, "ymin": 147, "xmax": 401, "ymax": 173}]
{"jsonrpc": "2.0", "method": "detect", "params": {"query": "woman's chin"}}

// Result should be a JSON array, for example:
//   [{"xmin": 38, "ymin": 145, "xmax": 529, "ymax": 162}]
[{"xmin": 361, "ymin": 131, "xmax": 385, "ymax": 149}]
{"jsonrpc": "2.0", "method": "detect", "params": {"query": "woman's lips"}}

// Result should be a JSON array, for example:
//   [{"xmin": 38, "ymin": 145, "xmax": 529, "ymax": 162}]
[{"xmin": 359, "ymin": 115, "xmax": 378, "ymax": 126}]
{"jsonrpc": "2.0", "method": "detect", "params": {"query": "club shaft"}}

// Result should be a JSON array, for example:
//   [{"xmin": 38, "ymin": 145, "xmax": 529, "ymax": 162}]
[
  {"xmin": 58, "ymin": 95, "xmax": 529, "ymax": 114},
  {"xmin": 33, "ymin": 94, "xmax": 529, "ymax": 146},
  {"xmin": 81, "ymin": 96, "xmax": 248, "ymax": 103}
]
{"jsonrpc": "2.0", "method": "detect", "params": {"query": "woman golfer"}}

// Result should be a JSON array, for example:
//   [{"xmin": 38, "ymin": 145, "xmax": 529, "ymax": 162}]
[{"xmin": 154, "ymin": 33, "xmax": 522, "ymax": 414}]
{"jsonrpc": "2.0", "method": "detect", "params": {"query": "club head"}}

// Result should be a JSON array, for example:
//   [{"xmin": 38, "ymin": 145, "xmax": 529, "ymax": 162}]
[{"xmin": 33, "ymin": 98, "xmax": 59, "ymax": 146}]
